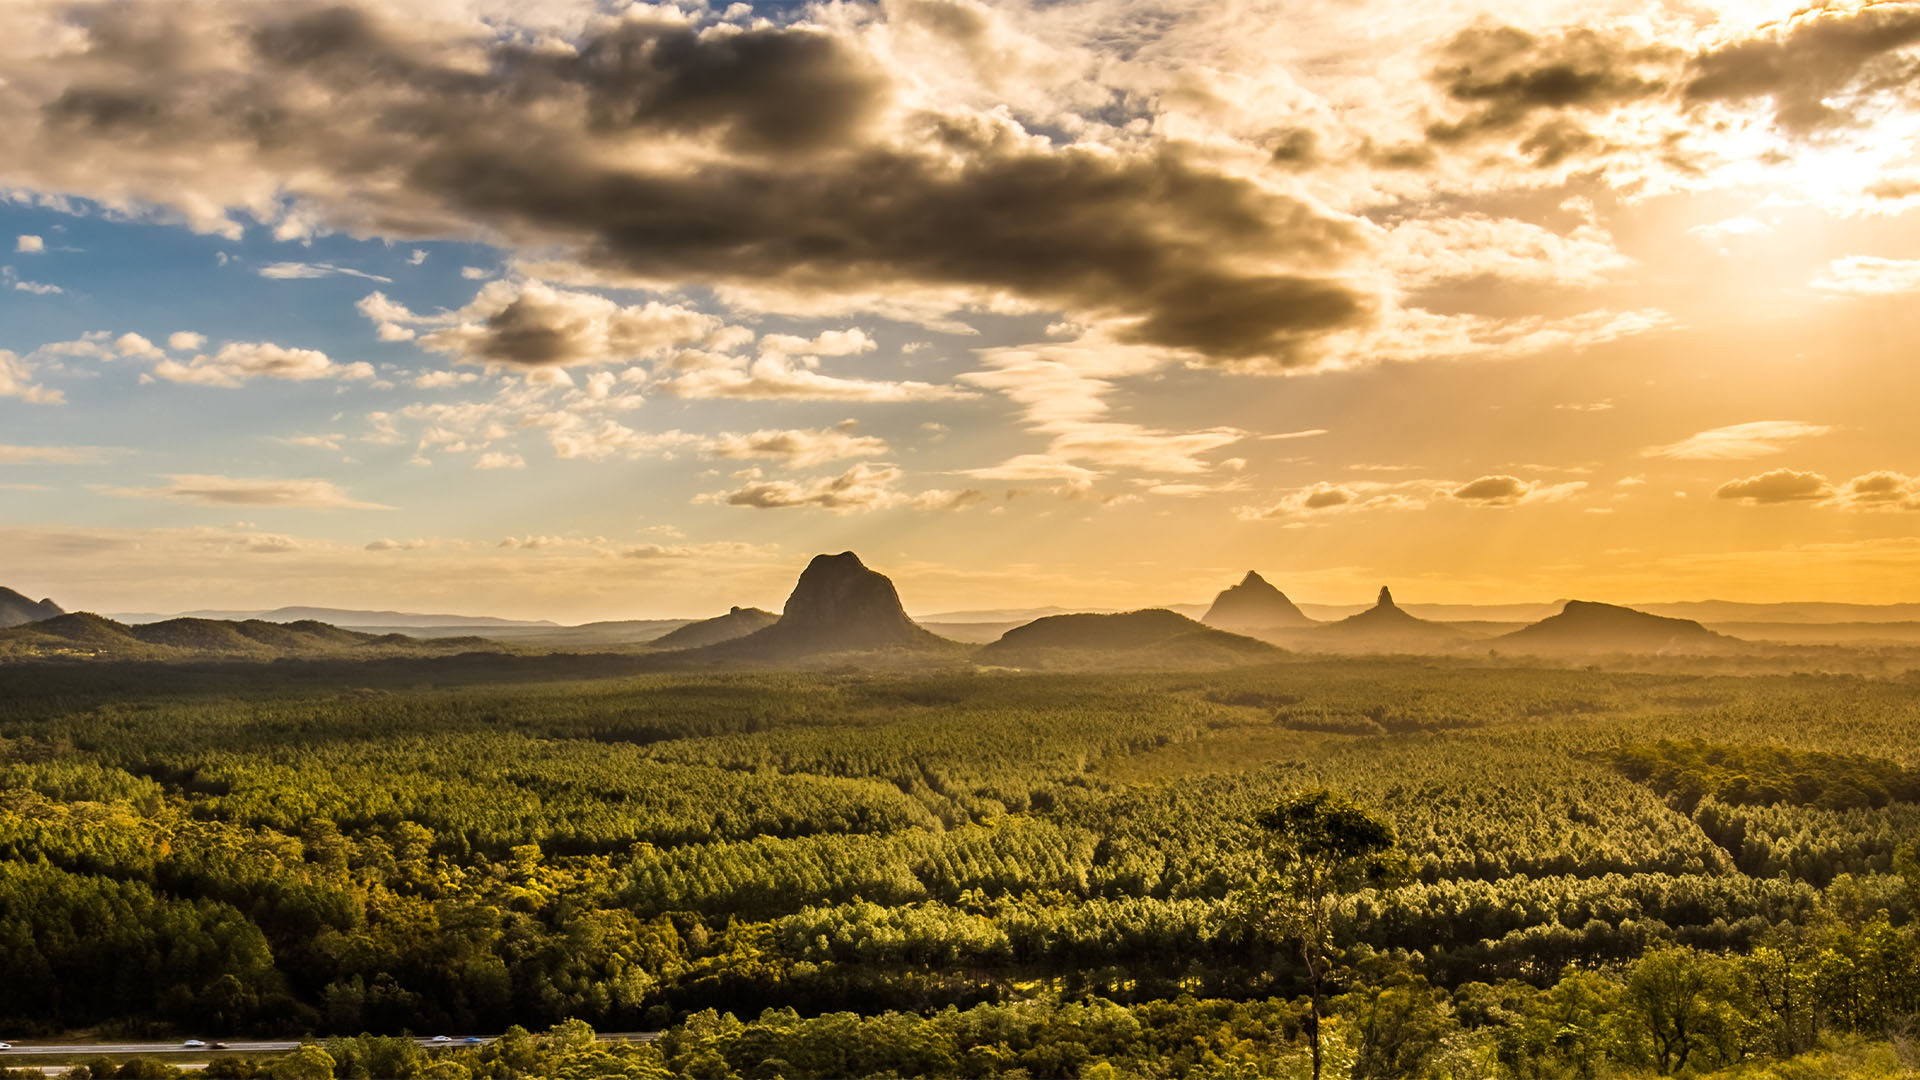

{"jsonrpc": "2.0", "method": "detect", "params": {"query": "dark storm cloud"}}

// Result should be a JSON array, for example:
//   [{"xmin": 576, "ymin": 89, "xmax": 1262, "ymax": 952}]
[
  {"xmin": 1686, "ymin": 2, "xmax": 1920, "ymax": 133},
  {"xmin": 1423, "ymin": 4, "xmax": 1920, "ymax": 165},
  {"xmin": 1427, "ymin": 25, "xmax": 1675, "ymax": 144},
  {"xmin": 9, "ymin": 1, "xmax": 1374, "ymax": 367}
]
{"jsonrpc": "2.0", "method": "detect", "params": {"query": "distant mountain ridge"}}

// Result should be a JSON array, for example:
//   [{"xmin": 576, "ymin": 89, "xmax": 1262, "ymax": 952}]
[
  {"xmin": 0, "ymin": 612, "xmax": 492, "ymax": 660},
  {"xmin": 109, "ymin": 606, "xmax": 557, "ymax": 628},
  {"xmin": 0, "ymin": 586, "xmax": 64, "ymax": 628}
]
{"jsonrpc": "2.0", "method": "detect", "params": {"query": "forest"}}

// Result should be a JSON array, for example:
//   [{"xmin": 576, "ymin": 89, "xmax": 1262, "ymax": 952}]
[{"xmin": 2, "ymin": 656, "xmax": 1918, "ymax": 1078}]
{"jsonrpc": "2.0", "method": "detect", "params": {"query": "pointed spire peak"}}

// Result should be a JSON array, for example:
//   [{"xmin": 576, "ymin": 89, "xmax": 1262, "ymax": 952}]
[
  {"xmin": 1377, "ymin": 586, "xmax": 1395, "ymax": 609},
  {"xmin": 1239, "ymin": 570, "xmax": 1268, "ymax": 588}
]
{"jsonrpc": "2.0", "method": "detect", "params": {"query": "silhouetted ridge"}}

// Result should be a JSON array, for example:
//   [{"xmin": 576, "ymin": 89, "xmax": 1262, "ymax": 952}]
[
  {"xmin": 1202, "ymin": 571, "xmax": 1315, "ymax": 631},
  {"xmin": 696, "ymin": 553, "xmax": 952, "ymax": 658},
  {"xmin": 978, "ymin": 609, "xmax": 1282, "ymax": 669},
  {"xmin": 1494, "ymin": 600, "xmax": 1739, "ymax": 655},
  {"xmin": 0, "ymin": 586, "xmax": 65, "ymax": 628},
  {"xmin": 1315, "ymin": 586, "xmax": 1468, "ymax": 651},
  {"xmin": 650, "ymin": 606, "xmax": 779, "ymax": 650},
  {"xmin": 0, "ymin": 612, "xmax": 500, "ymax": 660}
]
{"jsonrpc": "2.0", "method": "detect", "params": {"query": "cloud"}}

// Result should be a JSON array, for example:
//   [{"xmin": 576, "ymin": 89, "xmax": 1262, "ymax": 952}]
[
  {"xmin": 659, "ymin": 350, "xmax": 971, "ymax": 402},
  {"xmin": 1425, "ymin": 24, "xmax": 1676, "ymax": 162},
  {"xmin": 0, "ymin": 350, "xmax": 63, "ymax": 404},
  {"xmin": 372, "ymin": 281, "xmax": 725, "ymax": 368},
  {"xmin": 958, "ymin": 455, "xmax": 1102, "ymax": 487},
  {"xmin": 698, "ymin": 462, "xmax": 909, "ymax": 512},
  {"xmin": 0, "ymin": 2, "xmax": 1375, "ymax": 369},
  {"xmin": 15, "ymin": 235, "xmax": 43, "ymax": 253},
  {"xmin": 5, "ymin": 266, "xmax": 62, "ymax": 295},
  {"xmin": 1236, "ymin": 480, "xmax": 1425, "ymax": 521},
  {"xmin": 365, "ymin": 537, "xmax": 429, "ymax": 551},
  {"xmin": 259, "ymin": 261, "xmax": 393, "ymax": 284},
  {"xmin": 280, "ymin": 434, "xmax": 344, "ymax": 452},
  {"xmin": 101, "ymin": 474, "xmax": 391, "ymax": 510},
  {"xmin": 153, "ymin": 342, "xmax": 375, "ymax": 387},
  {"xmin": 168, "ymin": 331, "xmax": 206, "ymax": 351},
  {"xmin": 758, "ymin": 329, "xmax": 878, "ymax": 357},
  {"xmin": 113, "ymin": 333, "xmax": 164, "ymax": 360},
  {"xmin": 1450, "ymin": 474, "xmax": 1586, "ymax": 507},
  {"xmin": 474, "ymin": 451, "xmax": 525, "ymax": 470},
  {"xmin": 0, "ymin": 444, "xmax": 107, "ymax": 463},
  {"xmin": 1716, "ymin": 469, "xmax": 1835, "ymax": 504},
  {"xmin": 1643, "ymin": 421, "xmax": 1833, "ymax": 461},
  {"xmin": 1840, "ymin": 471, "xmax": 1920, "ymax": 510},
  {"xmin": 1812, "ymin": 256, "xmax": 1920, "ymax": 297},
  {"xmin": 1384, "ymin": 213, "xmax": 1632, "ymax": 289},
  {"xmin": 911, "ymin": 487, "xmax": 987, "ymax": 511},
  {"xmin": 1689, "ymin": 217, "xmax": 1772, "ymax": 242},
  {"xmin": 1685, "ymin": 3, "xmax": 1920, "ymax": 134},
  {"xmin": 702, "ymin": 422, "xmax": 888, "ymax": 468},
  {"xmin": 1715, "ymin": 469, "xmax": 1920, "ymax": 511},
  {"xmin": 960, "ymin": 334, "xmax": 1245, "ymax": 486}
]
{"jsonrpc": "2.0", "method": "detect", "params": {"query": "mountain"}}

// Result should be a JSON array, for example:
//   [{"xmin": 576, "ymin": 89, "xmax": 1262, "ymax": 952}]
[
  {"xmin": 1636, "ymin": 600, "xmax": 1920, "ymax": 624},
  {"xmin": 1297, "ymin": 601, "xmax": 1563, "ymax": 622},
  {"xmin": 649, "ymin": 607, "xmax": 779, "ymax": 650},
  {"xmin": 1202, "ymin": 571, "xmax": 1315, "ymax": 632},
  {"xmin": 0, "ymin": 612, "xmax": 497, "ymax": 660},
  {"xmin": 0, "ymin": 587, "xmax": 64, "ymax": 628},
  {"xmin": 694, "ymin": 553, "xmax": 955, "ymax": 659},
  {"xmin": 1313, "ymin": 587, "xmax": 1470, "ymax": 652},
  {"xmin": 110, "ymin": 606, "xmax": 557, "ymax": 628},
  {"xmin": 977, "ymin": 609, "xmax": 1283, "ymax": 669},
  {"xmin": 1492, "ymin": 601, "xmax": 1740, "ymax": 655}
]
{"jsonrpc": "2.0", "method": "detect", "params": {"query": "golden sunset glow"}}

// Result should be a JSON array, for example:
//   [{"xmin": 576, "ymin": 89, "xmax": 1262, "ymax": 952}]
[{"xmin": 5, "ymin": 0, "xmax": 1920, "ymax": 620}]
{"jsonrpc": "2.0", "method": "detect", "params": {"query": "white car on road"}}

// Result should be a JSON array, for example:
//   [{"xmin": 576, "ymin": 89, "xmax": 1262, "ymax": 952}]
[{"xmin": 183, "ymin": 1040, "xmax": 207, "ymax": 1048}]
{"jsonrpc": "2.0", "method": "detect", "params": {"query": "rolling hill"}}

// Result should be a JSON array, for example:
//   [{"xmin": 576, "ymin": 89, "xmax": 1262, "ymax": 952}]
[
  {"xmin": 0, "ymin": 612, "xmax": 496, "ymax": 661},
  {"xmin": 976, "ymin": 609, "xmax": 1283, "ymax": 669},
  {"xmin": 1492, "ymin": 601, "xmax": 1741, "ymax": 655},
  {"xmin": 649, "ymin": 607, "xmax": 779, "ymax": 650}
]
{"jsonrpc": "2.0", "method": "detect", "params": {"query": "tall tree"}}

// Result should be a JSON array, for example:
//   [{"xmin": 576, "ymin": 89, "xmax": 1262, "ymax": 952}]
[{"xmin": 1246, "ymin": 790, "xmax": 1410, "ymax": 1080}]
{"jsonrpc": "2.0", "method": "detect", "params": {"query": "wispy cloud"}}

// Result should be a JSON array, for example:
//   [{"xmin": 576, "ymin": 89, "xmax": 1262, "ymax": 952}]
[
  {"xmin": 0, "ymin": 444, "xmax": 111, "ymax": 464},
  {"xmin": 259, "ymin": 261, "xmax": 393, "ymax": 284},
  {"xmin": 1643, "ymin": 421, "xmax": 1832, "ymax": 461},
  {"xmin": 1812, "ymin": 256, "xmax": 1920, "ymax": 297},
  {"xmin": 100, "ymin": 474, "xmax": 391, "ymax": 510}
]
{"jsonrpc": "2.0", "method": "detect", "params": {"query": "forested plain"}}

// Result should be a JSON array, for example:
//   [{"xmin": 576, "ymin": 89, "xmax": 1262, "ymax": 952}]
[{"xmin": 3, "ymin": 656, "xmax": 1919, "ymax": 1078}]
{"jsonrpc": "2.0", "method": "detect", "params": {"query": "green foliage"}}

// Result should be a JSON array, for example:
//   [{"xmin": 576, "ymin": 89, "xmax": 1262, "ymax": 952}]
[{"xmin": 2, "ymin": 656, "xmax": 1920, "ymax": 1079}]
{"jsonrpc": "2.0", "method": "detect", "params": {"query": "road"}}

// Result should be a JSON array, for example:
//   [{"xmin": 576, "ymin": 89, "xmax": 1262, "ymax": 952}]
[{"xmin": 0, "ymin": 1033, "xmax": 657, "ymax": 1060}]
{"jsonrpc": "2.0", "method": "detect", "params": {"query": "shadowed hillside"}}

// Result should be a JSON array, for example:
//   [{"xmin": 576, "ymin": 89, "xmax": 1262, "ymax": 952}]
[
  {"xmin": 691, "ymin": 553, "xmax": 959, "ymax": 660},
  {"xmin": 1311, "ymin": 587, "xmax": 1471, "ymax": 652},
  {"xmin": 1202, "ymin": 571, "xmax": 1315, "ymax": 632},
  {"xmin": 977, "ymin": 609, "xmax": 1283, "ymax": 669},
  {"xmin": 1493, "ymin": 600, "xmax": 1742, "ymax": 656},
  {"xmin": 0, "ymin": 586, "xmax": 64, "ymax": 628},
  {"xmin": 0, "ymin": 612, "xmax": 497, "ymax": 660},
  {"xmin": 649, "ymin": 607, "xmax": 779, "ymax": 650}
]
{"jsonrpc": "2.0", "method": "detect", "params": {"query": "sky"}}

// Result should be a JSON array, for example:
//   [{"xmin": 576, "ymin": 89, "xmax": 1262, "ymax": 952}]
[{"xmin": 6, "ymin": 0, "xmax": 1920, "ymax": 621}]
